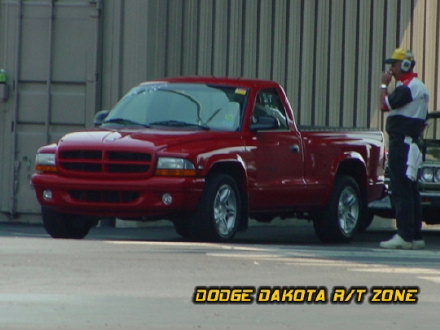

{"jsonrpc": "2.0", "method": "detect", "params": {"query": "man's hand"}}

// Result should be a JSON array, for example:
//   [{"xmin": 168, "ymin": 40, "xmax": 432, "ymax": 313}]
[{"xmin": 381, "ymin": 71, "xmax": 393, "ymax": 85}]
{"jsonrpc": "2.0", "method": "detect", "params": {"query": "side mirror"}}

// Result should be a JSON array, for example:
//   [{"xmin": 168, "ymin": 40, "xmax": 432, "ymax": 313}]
[
  {"xmin": 94, "ymin": 110, "xmax": 110, "ymax": 127},
  {"xmin": 250, "ymin": 115, "xmax": 279, "ymax": 131}
]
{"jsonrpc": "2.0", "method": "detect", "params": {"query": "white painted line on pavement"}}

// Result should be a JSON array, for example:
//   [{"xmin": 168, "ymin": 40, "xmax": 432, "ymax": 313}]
[
  {"xmin": 417, "ymin": 276, "xmax": 440, "ymax": 284},
  {"xmin": 348, "ymin": 267, "xmax": 439, "ymax": 274}
]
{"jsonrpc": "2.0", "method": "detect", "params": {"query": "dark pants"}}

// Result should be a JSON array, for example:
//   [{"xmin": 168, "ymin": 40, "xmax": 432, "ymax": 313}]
[{"xmin": 388, "ymin": 135, "xmax": 423, "ymax": 241}]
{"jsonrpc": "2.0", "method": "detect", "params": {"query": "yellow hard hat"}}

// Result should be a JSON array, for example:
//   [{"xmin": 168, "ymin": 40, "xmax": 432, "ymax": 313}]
[{"xmin": 384, "ymin": 48, "xmax": 414, "ymax": 64}]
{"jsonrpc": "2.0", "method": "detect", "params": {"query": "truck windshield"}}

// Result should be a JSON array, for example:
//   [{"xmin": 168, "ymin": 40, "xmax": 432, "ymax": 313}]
[{"xmin": 102, "ymin": 83, "xmax": 248, "ymax": 131}]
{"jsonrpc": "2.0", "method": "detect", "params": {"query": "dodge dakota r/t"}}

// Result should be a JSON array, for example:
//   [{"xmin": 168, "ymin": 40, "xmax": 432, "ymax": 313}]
[{"xmin": 32, "ymin": 77, "xmax": 386, "ymax": 242}]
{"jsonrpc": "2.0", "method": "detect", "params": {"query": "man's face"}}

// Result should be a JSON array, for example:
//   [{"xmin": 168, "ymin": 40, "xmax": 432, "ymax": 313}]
[{"xmin": 389, "ymin": 61, "xmax": 402, "ymax": 77}]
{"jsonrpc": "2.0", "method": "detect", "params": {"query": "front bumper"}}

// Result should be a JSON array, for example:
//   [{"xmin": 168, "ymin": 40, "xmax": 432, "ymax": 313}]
[
  {"xmin": 420, "ymin": 191, "xmax": 440, "ymax": 208},
  {"xmin": 369, "ymin": 190, "xmax": 440, "ymax": 220},
  {"xmin": 32, "ymin": 173, "xmax": 205, "ymax": 219}
]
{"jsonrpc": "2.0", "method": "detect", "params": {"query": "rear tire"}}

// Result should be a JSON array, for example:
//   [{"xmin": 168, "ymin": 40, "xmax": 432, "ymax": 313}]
[
  {"xmin": 42, "ymin": 207, "xmax": 97, "ymax": 239},
  {"xmin": 313, "ymin": 175, "xmax": 362, "ymax": 243}
]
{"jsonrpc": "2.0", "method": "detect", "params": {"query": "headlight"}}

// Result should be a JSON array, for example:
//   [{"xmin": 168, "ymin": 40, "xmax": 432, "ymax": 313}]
[
  {"xmin": 419, "ymin": 167, "xmax": 440, "ymax": 183},
  {"xmin": 420, "ymin": 167, "xmax": 434, "ymax": 182},
  {"xmin": 155, "ymin": 157, "xmax": 196, "ymax": 176},
  {"xmin": 35, "ymin": 153, "xmax": 57, "ymax": 173},
  {"xmin": 434, "ymin": 168, "xmax": 440, "ymax": 183}
]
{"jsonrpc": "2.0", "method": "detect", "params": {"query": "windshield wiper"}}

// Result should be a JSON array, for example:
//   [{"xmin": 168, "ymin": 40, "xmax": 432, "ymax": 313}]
[
  {"xmin": 103, "ymin": 118, "xmax": 150, "ymax": 127},
  {"xmin": 149, "ymin": 120, "xmax": 210, "ymax": 130}
]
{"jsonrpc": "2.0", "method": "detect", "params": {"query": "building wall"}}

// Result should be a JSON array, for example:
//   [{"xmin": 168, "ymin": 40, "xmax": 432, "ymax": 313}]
[
  {"xmin": 101, "ymin": 0, "xmax": 440, "ymax": 131},
  {"xmin": 0, "ymin": 0, "xmax": 102, "ymax": 219},
  {"xmin": 0, "ymin": 0, "xmax": 439, "ymax": 220}
]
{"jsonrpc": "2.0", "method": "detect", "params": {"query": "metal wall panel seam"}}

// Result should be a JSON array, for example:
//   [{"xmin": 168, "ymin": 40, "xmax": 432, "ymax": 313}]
[
  {"xmin": 275, "ymin": 0, "xmax": 288, "ymax": 85},
  {"xmin": 310, "ymin": 0, "xmax": 318, "ymax": 126},
  {"xmin": 365, "ymin": 0, "xmax": 374, "ymax": 128},
  {"xmin": 353, "ymin": 0, "xmax": 361, "ymax": 128},
  {"xmin": 324, "ymin": 0, "xmax": 332, "ymax": 127},
  {"xmin": 328, "ymin": 0, "xmax": 343, "ymax": 128},
  {"xmin": 437, "ymin": 0, "xmax": 440, "ymax": 110},
  {"xmin": 44, "ymin": 0, "xmax": 55, "ymax": 144},
  {"xmin": 356, "ymin": 0, "xmax": 372, "ymax": 128},
  {"xmin": 411, "ymin": 0, "xmax": 425, "ymax": 79},
  {"xmin": 397, "ymin": 0, "xmax": 412, "ymax": 48},
  {"xmin": 424, "ymin": 0, "xmax": 438, "ymax": 111},
  {"xmin": 9, "ymin": 0, "xmax": 23, "ymax": 218},
  {"xmin": 284, "ymin": 0, "xmax": 301, "ymax": 121},
  {"xmin": 300, "ymin": 0, "xmax": 315, "ymax": 126},
  {"xmin": 338, "ymin": 0, "xmax": 346, "ymax": 128}
]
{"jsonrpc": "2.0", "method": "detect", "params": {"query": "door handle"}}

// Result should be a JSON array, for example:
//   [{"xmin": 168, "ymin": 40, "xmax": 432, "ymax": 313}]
[{"xmin": 290, "ymin": 144, "xmax": 300, "ymax": 153}]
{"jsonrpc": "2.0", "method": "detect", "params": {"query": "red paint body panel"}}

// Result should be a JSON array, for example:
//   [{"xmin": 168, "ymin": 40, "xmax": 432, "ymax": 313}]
[{"xmin": 31, "ymin": 77, "xmax": 386, "ymax": 220}]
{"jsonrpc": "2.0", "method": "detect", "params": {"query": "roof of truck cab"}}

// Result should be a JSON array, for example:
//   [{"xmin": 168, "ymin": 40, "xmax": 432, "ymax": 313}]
[{"xmin": 141, "ymin": 76, "xmax": 281, "ymax": 88}]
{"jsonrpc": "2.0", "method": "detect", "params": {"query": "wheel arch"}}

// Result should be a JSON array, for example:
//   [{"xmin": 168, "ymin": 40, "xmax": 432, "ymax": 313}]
[
  {"xmin": 336, "ymin": 157, "xmax": 368, "ymax": 201},
  {"xmin": 207, "ymin": 161, "xmax": 249, "ymax": 230}
]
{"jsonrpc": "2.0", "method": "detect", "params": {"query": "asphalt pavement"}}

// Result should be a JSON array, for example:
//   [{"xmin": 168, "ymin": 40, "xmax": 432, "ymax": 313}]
[{"xmin": 0, "ymin": 217, "xmax": 439, "ymax": 330}]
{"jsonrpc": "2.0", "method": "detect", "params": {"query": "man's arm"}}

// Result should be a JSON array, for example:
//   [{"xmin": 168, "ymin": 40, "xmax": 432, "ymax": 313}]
[{"xmin": 380, "ymin": 71, "xmax": 393, "ymax": 111}]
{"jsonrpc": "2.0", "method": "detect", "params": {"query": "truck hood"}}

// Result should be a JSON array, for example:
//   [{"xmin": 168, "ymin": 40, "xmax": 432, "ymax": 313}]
[{"xmin": 57, "ymin": 128, "xmax": 238, "ymax": 154}]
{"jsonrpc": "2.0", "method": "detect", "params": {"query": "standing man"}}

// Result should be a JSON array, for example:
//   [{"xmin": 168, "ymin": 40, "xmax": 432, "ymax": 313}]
[{"xmin": 379, "ymin": 48, "xmax": 429, "ymax": 249}]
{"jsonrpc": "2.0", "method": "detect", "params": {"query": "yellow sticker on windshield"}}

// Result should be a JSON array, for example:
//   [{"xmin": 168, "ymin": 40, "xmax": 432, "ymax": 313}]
[{"xmin": 235, "ymin": 88, "xmax": 247, "ymax": 95}]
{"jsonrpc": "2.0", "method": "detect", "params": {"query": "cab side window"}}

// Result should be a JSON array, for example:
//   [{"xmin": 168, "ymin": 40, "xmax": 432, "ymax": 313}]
[{"xmin": 252, "ymin": 89, "xmax": 288, "ymax": 130}]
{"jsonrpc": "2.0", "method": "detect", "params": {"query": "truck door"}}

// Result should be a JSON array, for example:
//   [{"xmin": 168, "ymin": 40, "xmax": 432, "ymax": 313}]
[{"xmin": 247, "ymin": 88, "xmax": 306, "ymax": 209}]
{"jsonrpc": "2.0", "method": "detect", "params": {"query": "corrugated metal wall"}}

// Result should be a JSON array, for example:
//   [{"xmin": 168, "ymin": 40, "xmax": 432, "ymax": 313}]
[
  {"xmin": 1, "ymin": 0, "xmax": 439, "ymax": 221},
  {"xmin": 101, "ymin": 0, "xmax": 440, "ymax": 131},
  {"xmin": 0, "ymin": 0, "xmax": 102, "ymax": 219}
]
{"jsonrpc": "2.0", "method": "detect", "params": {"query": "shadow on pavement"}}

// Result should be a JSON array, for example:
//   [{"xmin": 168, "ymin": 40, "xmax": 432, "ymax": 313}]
[{"xmin": 1, "ymin": 216, "xmax": 438, "ymax": 250}]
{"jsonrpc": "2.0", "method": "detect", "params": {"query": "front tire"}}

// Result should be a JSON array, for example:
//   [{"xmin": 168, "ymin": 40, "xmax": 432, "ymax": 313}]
[
  {"xmin": 423, "ymin": 209, "xmax": 440, "ymax": 225},
  {"xmin": 191, "ymin": 174, "xmax": 241, "ymax": 242},
  {"xmin": 313, "ymin": 175, "xmax": 361, "ymax": 243},
  {"xmin": 172, "ymin": 218, "xmax": 192, "ymax": 239},
  {"xmin": 42, "ymin": 207, "xmax": 97, "ymax": 239}
]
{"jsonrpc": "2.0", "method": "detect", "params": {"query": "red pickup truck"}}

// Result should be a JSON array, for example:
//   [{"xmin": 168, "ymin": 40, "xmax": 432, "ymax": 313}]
[{"xmin": 32, "ymin": 77, "xmax": 386, "ymax": 243}]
